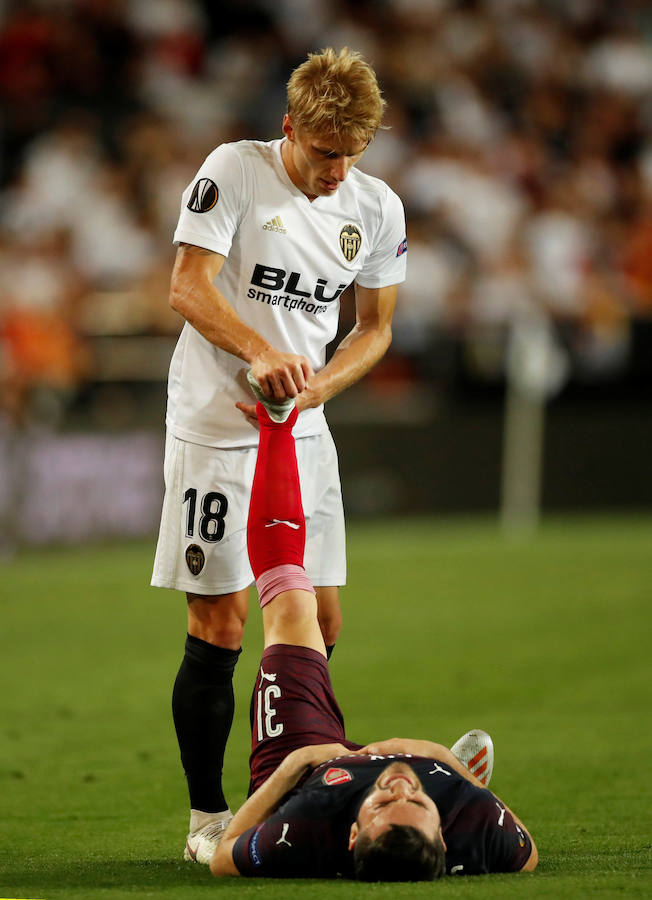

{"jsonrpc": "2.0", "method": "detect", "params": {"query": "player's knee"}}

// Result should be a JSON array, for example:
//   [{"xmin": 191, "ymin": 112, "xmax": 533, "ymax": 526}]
[
  {"xmin": 316, "ymin": 588, "xmax": 342, "ymax": 646},
  {"xmin": 202, "ymin": 619, "xmax": 245, "ymax": 648},
  {"xmin": 268, "ymin": 591, "xmax": 317, "ymax": 632},
  {"xmin": 318, "ymin": 605, "xmax": 343, "ymax": 646},
  {"xmin": 187, "ymin": 592, "xmax": 248, "ymax": 649}
]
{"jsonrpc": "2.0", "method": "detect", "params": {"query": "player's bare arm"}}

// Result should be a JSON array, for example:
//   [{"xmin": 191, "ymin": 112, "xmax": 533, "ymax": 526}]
[
  {"xmin": 210, "ymin": 742, "xmax": 350, "ymax": 877},
  {"xmin": 235, "ymin": 282, "xmax": 398, "ymax": 423},
  {"xmin": 298, "ymin": 282, "xmax": 397, "ymax": 409},
  {"xmin": 170, "ymin": 243, "xmax": 313, "ymax": 398}
]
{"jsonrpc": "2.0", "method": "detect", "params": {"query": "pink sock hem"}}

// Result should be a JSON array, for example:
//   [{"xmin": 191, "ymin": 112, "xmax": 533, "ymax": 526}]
[{"xmin": 256, "ymin": 564, "xmax": 316, "ymax": 608}]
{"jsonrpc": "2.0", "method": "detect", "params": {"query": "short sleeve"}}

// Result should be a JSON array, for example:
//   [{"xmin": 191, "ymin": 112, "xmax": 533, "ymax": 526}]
[
  {"xmin": 356, "ymin": 186, "xmax": 407, "ymax": 289},
  {"xmin": 483, "ymin": 800, "xmax": 533, "ymax": 873},
  {"xmin": 232, "ymin": 819, "xmax": 317, "ymax": 877},
  {"xmin": 443, "ymin": 788, "xmax": 533, "ymax": 875},
  {"xmin": 173, "ymin": 143, "xmax": 245, "ymax": 257}
]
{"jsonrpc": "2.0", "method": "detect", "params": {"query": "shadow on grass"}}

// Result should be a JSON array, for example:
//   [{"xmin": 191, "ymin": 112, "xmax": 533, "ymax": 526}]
[
  {"xmin": 4, "ymin": 858, "xmax": 215, "ymax": 893},
  {"xmin": 5, "ymin": 860, "xmax": 359, "ymax": 900}
]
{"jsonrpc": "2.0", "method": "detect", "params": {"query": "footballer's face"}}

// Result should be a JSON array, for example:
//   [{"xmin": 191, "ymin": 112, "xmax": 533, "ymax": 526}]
[
  {"xmin": 281, "ymin": 114, "xmax": 369, "ymax": 201},
  {"xmin": 348, "ymin": 761, "xmax": 445, "ymax": 849}
]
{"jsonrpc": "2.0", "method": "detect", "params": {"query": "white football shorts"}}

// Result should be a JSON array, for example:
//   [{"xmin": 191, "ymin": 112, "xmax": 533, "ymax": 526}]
[{"xmin": 151, "ymin": 429, "xmax": 346, "ymax": 595}]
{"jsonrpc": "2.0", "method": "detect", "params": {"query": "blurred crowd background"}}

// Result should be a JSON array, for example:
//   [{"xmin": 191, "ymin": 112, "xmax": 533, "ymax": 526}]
[{"xmin": 1, "ymin": 0, "xmax": 651, "ymax": 544}]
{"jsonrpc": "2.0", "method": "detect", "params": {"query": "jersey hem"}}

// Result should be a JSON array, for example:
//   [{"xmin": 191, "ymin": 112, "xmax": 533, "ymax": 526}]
[
  {"xmin": 308, "ymin": 576, "xmax": 347, "ymax": 587},
  {"xmin": 150, "ymin": 575, "xmax": 345, "ymax": 593},
  {"xmin": 150, "ymin": 574, "xmax": 254, "ymax": 594},
  {"xmin": 172, "ymin": 228, "xmax": 232, "ymax": 257},
  {"xmin": 355, "ymin": 274, "xmax": 406, "ymax": 289},
  {"xmin": 165, "ymin": 417, "xmax": 328, "ymax": 449}
]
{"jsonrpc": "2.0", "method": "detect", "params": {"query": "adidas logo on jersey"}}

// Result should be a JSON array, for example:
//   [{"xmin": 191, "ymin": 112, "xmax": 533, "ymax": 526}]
[{"xmin": 263, "ymin": 215, "xmax": 287, "ymax": 234}]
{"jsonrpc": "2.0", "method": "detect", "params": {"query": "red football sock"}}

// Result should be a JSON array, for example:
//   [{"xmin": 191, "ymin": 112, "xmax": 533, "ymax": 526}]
[{"xmin": 247, "ymin": 402, "xmax": 306, "ymax": 580}]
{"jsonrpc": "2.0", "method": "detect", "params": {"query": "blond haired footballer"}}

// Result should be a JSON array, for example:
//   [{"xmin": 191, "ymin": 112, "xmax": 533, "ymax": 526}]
[{"xmin": 151, "ymin": 48, "xmax": 408, "ymax": 860}]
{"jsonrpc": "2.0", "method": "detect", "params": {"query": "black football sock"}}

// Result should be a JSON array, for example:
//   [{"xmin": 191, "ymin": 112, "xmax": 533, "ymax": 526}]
[{"xmin": 172, "ymin": 633, "xmax": 241, "ymax": 813}]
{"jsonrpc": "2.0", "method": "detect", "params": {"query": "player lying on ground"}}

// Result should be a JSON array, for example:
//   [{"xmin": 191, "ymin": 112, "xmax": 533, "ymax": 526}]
[{"xmin": 206, "ymin": 381, "xmax": 538, "ymax": 880}]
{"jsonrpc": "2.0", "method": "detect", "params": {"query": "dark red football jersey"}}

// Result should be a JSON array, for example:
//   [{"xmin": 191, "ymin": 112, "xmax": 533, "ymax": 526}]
[{"xmin": 233, "ymin": 753, "xmax": 532, "ymax": 878}]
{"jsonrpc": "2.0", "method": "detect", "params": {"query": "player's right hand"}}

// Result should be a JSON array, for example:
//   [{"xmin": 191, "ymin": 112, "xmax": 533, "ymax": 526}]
[
  {"xmin": 250, "ymin": 351, "xmax": 313, "ymax": 400},
  {"xmin": 357, "ymin": 738, "xmax": 418, "ymax": 756},
  {"xmin": 301, "ymin": 743, "xmax": 351, "ymax": 768},
  {"xmin": 286, "ymin": 743, "xmax": 350, "ymax": 773}
]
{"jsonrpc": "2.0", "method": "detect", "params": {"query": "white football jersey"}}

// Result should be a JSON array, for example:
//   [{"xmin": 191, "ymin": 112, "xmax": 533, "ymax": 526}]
[{"xmin": 167, "ymin": 138, "xmax": 407, "ymax": 448}]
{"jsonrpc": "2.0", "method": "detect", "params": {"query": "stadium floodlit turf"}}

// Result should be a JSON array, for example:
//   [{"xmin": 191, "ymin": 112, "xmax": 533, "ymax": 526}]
[{"xmin": 1, "ymin": 515, "xmax": 650, "ymax": 899}]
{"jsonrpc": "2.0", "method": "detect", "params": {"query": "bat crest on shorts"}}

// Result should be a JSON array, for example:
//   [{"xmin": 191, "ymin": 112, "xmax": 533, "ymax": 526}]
[{"xmin": 185, "ymin": 543, "xmax": 205, "ymax": 575}]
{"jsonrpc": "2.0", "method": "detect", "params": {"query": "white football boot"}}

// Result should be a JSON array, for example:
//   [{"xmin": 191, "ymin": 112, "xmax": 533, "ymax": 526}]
[
  {"xmin": 246, "ymin": 370, "xmax": 296, "ymax": 423},
  {"xmin": 183, "ymin": 809, "xmax": 233, "ymax": 864},
  {"xmin": 450, "ymin": 729, "xmax": 494, "ymax": 786}
]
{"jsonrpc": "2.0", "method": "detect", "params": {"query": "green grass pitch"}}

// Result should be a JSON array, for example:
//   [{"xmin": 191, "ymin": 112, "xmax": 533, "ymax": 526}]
[{"xmin": 1, "ymin": 515, "xmax": 651, "ymax": 899}]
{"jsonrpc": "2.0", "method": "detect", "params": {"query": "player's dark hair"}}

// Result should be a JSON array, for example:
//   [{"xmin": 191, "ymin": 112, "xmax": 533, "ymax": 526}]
[{"xmin": 353, "ymin": 824, "xmax": 446, "ymax": 882}]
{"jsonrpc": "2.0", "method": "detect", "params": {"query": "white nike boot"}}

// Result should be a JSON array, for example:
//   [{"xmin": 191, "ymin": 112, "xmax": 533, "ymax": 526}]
[
  {"xmin": 183, "ymin": 808, "xmax": 233, "ymax": 864},
  {"xmin": 450, "ymin": 729, "xmax": 494, "ymax": 786}
]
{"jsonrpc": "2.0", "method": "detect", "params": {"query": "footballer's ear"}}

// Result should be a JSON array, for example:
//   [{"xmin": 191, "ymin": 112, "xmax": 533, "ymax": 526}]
[
  {"xmin": 282, "ymin": 114, "xmax": 296, "ymax": 142},
  {"xmin": 348, "ymin": 821, "xmax": 359, "ymax": 851}
]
